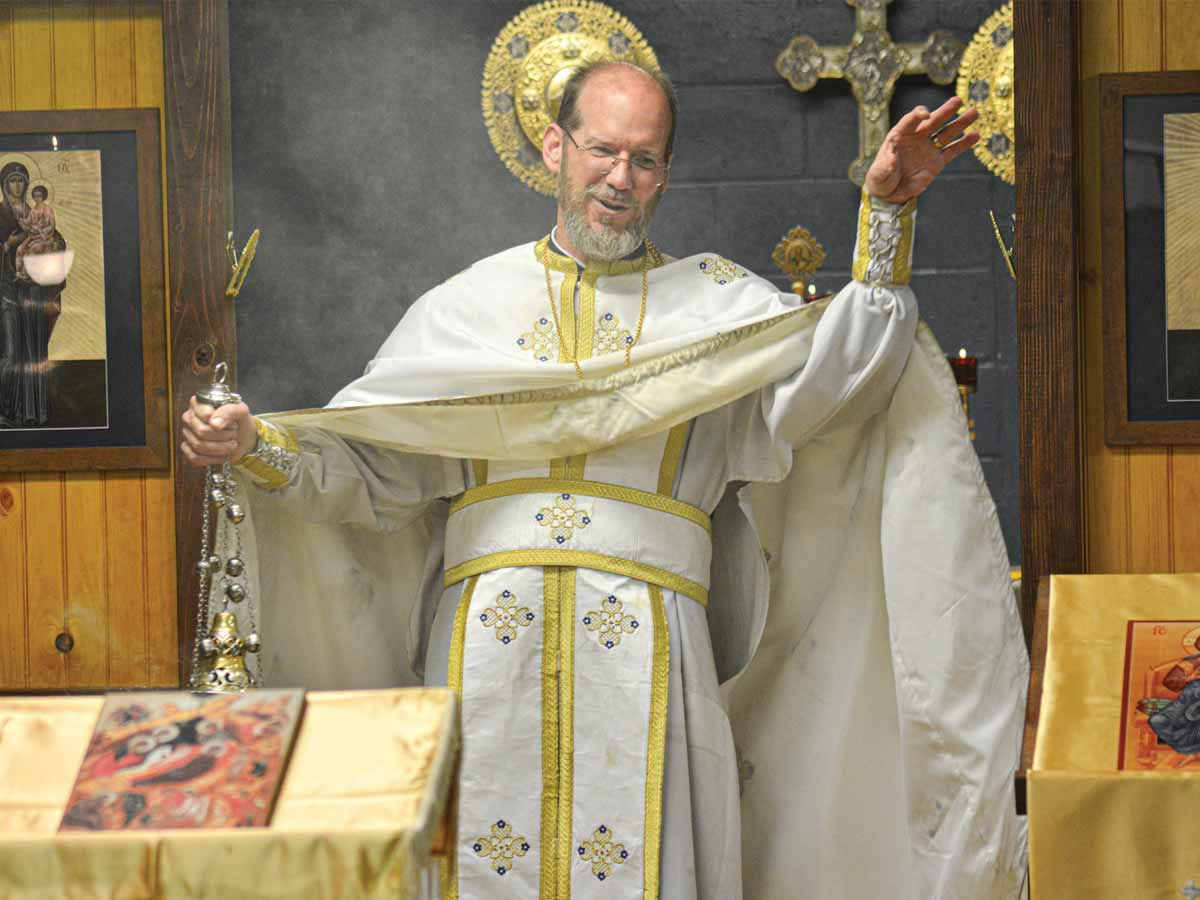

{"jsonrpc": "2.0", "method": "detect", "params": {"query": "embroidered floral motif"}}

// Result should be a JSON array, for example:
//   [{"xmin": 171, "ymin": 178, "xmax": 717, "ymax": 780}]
[
  {"xmin": 479, "ymin": 590, "xmax": 535, "ymax": 645},
  {"xmin": 473, "ymin": 819, "xmax": 530, "ymax": 876},
  {"xmin": 536, "ymin": 493, "xmax": 591, "ymax": 544},
  {"xmin": 577, "ymin": 824, "xmax": 629, "ymax": 881},
  {"xmin": 593, "ymin": 311, "xmax": 634, "ymax": 354},
  {"xmin": 517, "ymin": 316, "xmax": 559, "ymax": 363},
  {"xmin": 582, "ymin": 595, "xmax": 639, "ymax": 649},
  {"xmin": 698, "ymin": 256, "xmax": 749, "ymax": 286}
]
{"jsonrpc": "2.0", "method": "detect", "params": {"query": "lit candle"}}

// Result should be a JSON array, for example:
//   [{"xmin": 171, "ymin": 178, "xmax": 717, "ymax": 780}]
[{"xmin": 949, "ymin": 347, "xmax": 978, "ymax": 392}]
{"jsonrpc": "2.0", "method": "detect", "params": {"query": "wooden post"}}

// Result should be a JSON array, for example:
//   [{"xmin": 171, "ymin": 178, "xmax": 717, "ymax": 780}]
[
  {"xmin": 1015, "ymin": 1, "xmax": 1083, "ymax": 646},
  {"xmin": 162, "ymin": 0, "xmax": 235, "ymax": 683}
]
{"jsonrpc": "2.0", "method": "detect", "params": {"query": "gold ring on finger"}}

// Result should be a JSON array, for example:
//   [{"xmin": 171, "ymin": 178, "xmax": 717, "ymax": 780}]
[{"xmin": 931, "ymin": 133, "xmax": 946, "ymax": 150}]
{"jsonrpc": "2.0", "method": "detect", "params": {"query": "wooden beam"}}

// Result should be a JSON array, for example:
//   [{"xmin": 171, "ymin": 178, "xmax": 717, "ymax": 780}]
[
  {"xmin": 162, "ymin": 0, "xmax": 233, "ymax": 684},
  {"xmin": 1015, "ymin": 1, "xmax": 1083, "ymax": 644}
]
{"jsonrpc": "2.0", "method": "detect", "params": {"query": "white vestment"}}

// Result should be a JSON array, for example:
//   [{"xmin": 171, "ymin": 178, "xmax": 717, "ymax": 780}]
[{"xmin": 232, "ymin": 194, "xmax": 1028, "ymax": 900}]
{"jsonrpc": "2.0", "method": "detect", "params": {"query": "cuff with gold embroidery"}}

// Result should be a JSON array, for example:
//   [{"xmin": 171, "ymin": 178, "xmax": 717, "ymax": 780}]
[
  {"xmin": 851, "ymin": 188, "xmax": 916, "ymax": 286},
  {"xmin": 235, "ymin": 418, "xmax": 301, "ymax": 490}
]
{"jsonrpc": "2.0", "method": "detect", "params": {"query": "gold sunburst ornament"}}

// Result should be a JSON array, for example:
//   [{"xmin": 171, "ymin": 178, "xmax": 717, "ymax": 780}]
[
  {"xmin": 482, "ymin": 0, "xmax": 661, "ymax": 196},
  {"xmin": 956, "ymin": 3, "xmax": 1014, "ymax": 185}
]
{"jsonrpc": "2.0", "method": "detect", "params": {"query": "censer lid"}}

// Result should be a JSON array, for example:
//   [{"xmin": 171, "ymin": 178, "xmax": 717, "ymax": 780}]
[{"xmin": 195, "ymin": 362, "xmax": 242, "ymax": 409}]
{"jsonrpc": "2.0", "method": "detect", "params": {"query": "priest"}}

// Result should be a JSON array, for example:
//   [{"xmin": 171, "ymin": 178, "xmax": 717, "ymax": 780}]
[{"xmin": 182, "ymin": 61, "xmax": 1027, "ymax": 900}]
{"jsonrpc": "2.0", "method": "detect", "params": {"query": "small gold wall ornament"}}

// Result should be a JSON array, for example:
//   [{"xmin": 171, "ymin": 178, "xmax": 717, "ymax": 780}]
[
  {"xmin": 482, "ymin": 0, "xmax": 661, "ymax": 196},
  {"xmin": 772, "ymin": 225, "xmax": 827, "ymax": 298},
  {"xmin": 224, "ymin": 228, "xmax": 260, "ymax": 299},
  {"xmin": 956, "ymin": 2, "xmax": 1014, "ymax": 185},
  {"xmin": 776, "ymin": 0, "xmax": 965, "ymax": 186},
  {"xmin": 990, "ymin": 210, "xmax": 1016, "ymax": 279}
]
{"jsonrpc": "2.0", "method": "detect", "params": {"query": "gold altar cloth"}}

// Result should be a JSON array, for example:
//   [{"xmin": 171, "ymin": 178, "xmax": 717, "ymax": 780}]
[
  {"xmin": 1029, "ymin": 574, "xmax": 1200, "ymax": 898},
  {"xmin": 0, "ymin": 688, "xmax": 457, "ymax": 899}
]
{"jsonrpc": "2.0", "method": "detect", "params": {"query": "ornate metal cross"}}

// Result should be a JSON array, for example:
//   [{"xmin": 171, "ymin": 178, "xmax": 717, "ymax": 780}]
[
  {"xmin": 1182, "ymin": 881, "xmax": 1200, "ymax": 900},
  {"xmin": 776, "ymin": 0, "xmax": 964, "ymax": 185}
]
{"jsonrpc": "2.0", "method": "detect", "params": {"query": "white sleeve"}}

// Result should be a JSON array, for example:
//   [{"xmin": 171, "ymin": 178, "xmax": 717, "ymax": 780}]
[
  {"xmin": 760, "ymin": 190, "xmax": 920, "ymax": 450},
  {"xmin": 236, "ymin": 417, "xmax": 464, "ymax": 532}
]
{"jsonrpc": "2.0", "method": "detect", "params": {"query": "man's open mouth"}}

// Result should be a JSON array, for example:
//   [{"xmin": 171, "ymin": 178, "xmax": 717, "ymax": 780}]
[{"xmin": 594, "ymin": 197, "xmax": 629, "ymax": 213}]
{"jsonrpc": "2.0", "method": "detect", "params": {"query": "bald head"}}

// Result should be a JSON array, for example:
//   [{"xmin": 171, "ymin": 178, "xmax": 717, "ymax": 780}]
[{"xmin": 555, "ymin": 61, "xmax": 678, "ymax": 162}]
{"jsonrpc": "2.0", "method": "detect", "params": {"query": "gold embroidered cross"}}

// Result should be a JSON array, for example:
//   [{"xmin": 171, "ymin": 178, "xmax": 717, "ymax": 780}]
[
  {"xmin": 578, "ymin": 824, "xmax": 629, "ymax": 881},
  {"xmin": 582, "ymin": 595, "xmax": 640, "ymax": 649},
  {"xmin": 472, "ymin": 819, "xmax": 530, "ymax": 876},
  {"xmin": 536, "ymin": 493, "xmax": 591, "ymax": 544},
  {"xmin": 479, "ymin": 590, "xmax": 534, "ymax": 645},
  {"xmin": 775, "ymin": 0, "xmax": 963, "ymax": 184}
]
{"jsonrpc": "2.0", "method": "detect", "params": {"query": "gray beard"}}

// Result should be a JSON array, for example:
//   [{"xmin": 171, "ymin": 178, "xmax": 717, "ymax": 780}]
[{"xmin": 561, "ymin": 205, "xmax": 646, "ymax": 261}]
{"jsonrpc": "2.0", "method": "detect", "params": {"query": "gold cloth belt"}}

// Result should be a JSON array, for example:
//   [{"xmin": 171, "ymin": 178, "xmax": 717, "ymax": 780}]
[{"xmin": 444, "ymin": 477, "xmax": 712, "ymax": 606}]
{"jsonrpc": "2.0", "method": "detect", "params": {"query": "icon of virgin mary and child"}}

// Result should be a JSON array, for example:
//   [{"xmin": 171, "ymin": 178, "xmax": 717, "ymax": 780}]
[{"xmin": 0, "ymin": 160, "xmax": 68, "ymax": 428}]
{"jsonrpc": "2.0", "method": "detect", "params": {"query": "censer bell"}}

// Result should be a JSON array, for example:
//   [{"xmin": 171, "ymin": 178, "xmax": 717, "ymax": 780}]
[{"xmin": 189, "ymin": 362, "xmax": 261, "ymax": 693}]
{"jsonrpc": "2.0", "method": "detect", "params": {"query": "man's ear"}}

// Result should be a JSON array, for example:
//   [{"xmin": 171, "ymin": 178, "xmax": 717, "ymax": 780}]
[{"xmin": 543, "ymin": 124, "xmax": 564, "ymax": 174}]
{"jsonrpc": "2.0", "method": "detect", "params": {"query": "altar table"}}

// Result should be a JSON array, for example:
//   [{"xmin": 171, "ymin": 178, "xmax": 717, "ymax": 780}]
[{"xmin": 0, "ymin": 687, "xmax": 457, "ymax": 899}]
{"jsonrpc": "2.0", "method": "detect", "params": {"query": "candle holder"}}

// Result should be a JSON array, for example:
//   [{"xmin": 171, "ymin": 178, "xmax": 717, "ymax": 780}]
[{"xmin": 948, "ymin": 349, "xmax": 978, "ymax": 442}]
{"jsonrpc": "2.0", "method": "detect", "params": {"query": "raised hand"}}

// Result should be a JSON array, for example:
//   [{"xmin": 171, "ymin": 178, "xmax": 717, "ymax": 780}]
[
  {"xmin": 180, "ymin": 394, "xmax": 257, "ymax": 468},
  {"xmin": 864, "ymin": 96, "xmax": 980, "ymax": 205}
]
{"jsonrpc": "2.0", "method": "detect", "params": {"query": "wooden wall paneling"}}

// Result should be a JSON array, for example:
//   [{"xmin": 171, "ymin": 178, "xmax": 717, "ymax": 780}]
[
  {"xmin": 63, "ymin": 474, "xmax": 107, "ymax": 685},
  {"xmin": 1120, "ymin": 0, "xmax": 1174, "ymax": 573},
  {"xmin": 13, "ymin": 2, "xmax": 53, "ymax": 111},
  {"xmin": 163, "ymin": 0, "xmax": 234, "ymax": 682},
  {"xmin": 1166, "ymin": 1, "xmax": 1200, "ymax": 570},
  {"xmin": 104, "ymin": 476, "xmax": 147, "ymax": 684},
  {"xmin": 96, "ymin": 0, "xmax": 151, "ymax": 686},
  {"xmin": 23, "ymin": 474, "xmax": 67, "ymax": 688},
  {"xmin": 96, "ymin": 0, "xmax": 135, "ymax": 108},
  {"xmin": 0, "ymin": 478, "xmax": 29, "ymax": 687},
  {"xmin": 51, "ymin": 0, "xmax": 95, "ymax": 109},
  {"xmin": 0, "ymin": 8, "xmax": 15, "ymax": 113},
  {"xmin": 1079, "ymin": 0, "xmax": 1127, "ymax": 574},
  {"xmin": 134, "ymin": 0, "xmax": 176, "ymax": 685},
  {"xmin": 1164, "ymin": 0, "xmax": 1200, "ymax": 69},
  {"xmin": 1016, "ymin": 0, "xmax": 1084, "ymax": 635}
]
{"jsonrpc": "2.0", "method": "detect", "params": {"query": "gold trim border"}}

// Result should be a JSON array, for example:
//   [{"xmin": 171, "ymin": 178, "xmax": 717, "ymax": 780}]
[
  {"xmin": 442, "ymin": 574, "xmax": 478, "ymax": 900},
  {"xmin": 236, "ymin": 419, "xmax": 300, "ymax": 490},
  {"xmin": 541, "ymin": 568, "xmax": 562, "ymax": 897},
  {"xmin": 656, "ymin": 422, "xmax": 691, "ymax": 496},
  {"xmin": 449, "ymin": 477, "xmax": 711, "ymax": 534},
  {"xmin": 556, "ymin": 567, "xmax": 577, "ymax": 899},
  {"xmin": 643, "ymin": 583, "xmax": 669, "ymax": 899},
  {"xmin": 444, "ymin": 550, "xmax": 708, "ymax": 608}
]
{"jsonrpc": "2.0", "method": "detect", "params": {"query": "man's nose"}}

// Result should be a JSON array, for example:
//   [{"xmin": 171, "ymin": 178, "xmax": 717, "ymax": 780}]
[{"xmin": 604, "ymin": 157, "xmax": 635, "ymax": 192}]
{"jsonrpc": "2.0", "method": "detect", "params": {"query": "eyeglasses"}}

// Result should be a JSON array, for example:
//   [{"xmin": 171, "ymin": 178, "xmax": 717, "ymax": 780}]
[{"xmin": 562, "ymin": 128, "xmax": 668, "ymax": 182}]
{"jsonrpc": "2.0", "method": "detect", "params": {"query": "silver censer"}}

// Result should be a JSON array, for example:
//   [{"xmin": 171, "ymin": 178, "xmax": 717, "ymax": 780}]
[{"xmin": 189, "ymin": 362, "xmax": 261, "ymax": 692}]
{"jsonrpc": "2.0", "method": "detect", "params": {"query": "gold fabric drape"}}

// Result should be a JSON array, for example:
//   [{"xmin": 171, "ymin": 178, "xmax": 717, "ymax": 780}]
[
  {"xmin": 1030, "ymin": 575, "xmax": 1200, "ymax": 898},
  {"xmin": 0, "ymin": 688, "xmax": 457, "ymax": 899}
]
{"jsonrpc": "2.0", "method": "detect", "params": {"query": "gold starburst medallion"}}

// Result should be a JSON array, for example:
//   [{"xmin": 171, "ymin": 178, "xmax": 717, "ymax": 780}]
[
  {"xmin": 956, "ymin": 3, "xmax": 1014, "ymax": 185},
  {"xmin": 482, "ymin": 1, "xmax": 661, "ymax": 196}
]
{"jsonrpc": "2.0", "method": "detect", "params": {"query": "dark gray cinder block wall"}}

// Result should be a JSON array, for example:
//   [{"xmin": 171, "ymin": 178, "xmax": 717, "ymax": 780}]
[{"xmin": 229, "ymin": 0, "xmax": 1019, "ymax": 561}]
